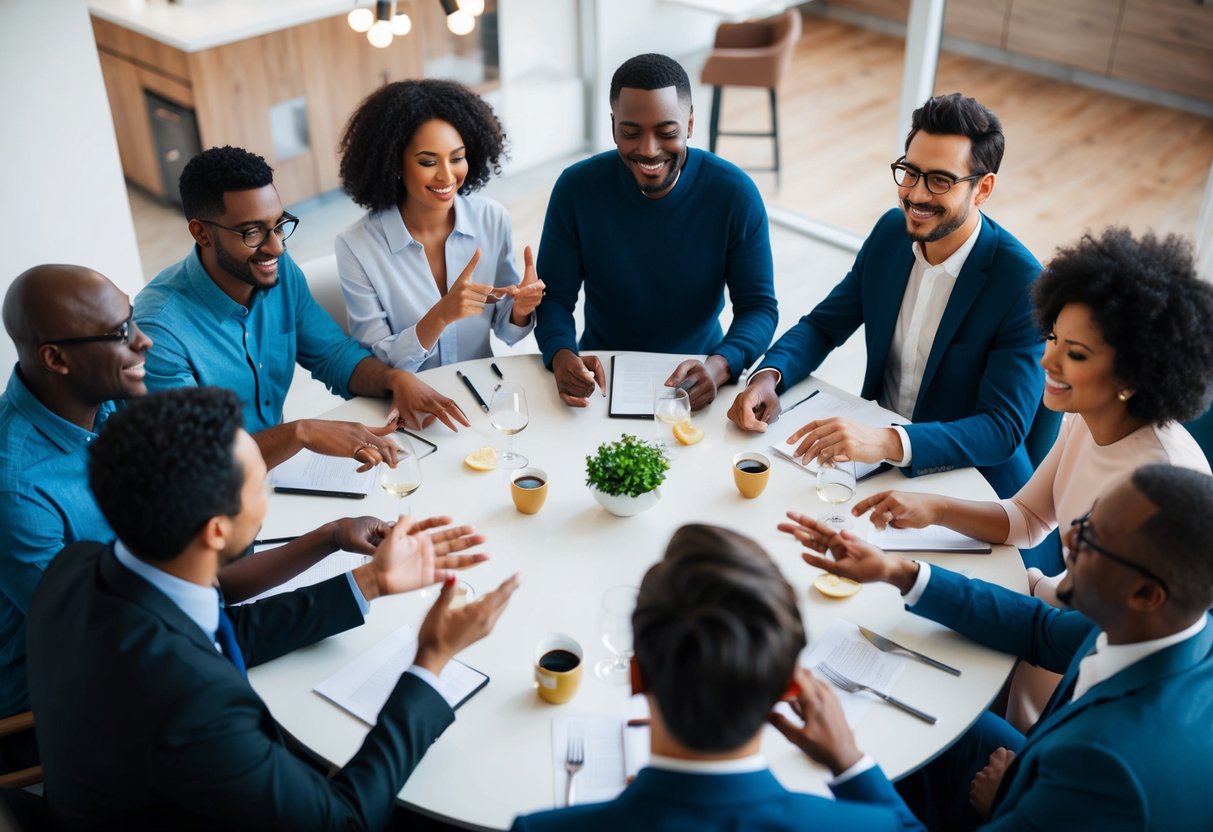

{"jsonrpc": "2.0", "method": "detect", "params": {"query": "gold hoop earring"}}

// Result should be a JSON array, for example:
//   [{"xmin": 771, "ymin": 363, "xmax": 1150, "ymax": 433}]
[{"xmin": 1117, "ymin": 390, "xmax": 1131, "ymax": 402}]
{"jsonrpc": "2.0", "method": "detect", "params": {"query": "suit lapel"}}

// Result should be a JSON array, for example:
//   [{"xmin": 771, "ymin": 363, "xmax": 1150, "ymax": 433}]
[
  {"xmin": 914, "ymin": 214, "xmax": 994, "ymax": 416},
  {"xmin": 862, "ymin": 243, "xmax": 915, "ymax": 401}
]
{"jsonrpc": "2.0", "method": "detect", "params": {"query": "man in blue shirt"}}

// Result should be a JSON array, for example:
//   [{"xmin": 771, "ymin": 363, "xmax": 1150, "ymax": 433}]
[
  {"xmin": 511, "ymin": 524, "xmax": 920, "ymax": 831},
  {"xmin": 535, "ymin": 53, "xmax": 777, "ymax": 410},
  {"xmin": 135, "ymin": 146, "xmax": 471, "ymax": 471}
]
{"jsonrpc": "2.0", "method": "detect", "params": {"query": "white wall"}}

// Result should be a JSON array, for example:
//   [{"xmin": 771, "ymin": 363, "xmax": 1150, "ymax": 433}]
[{"xmin": 0, "ymin": 0, "xmax": 143, "ymax": 385}]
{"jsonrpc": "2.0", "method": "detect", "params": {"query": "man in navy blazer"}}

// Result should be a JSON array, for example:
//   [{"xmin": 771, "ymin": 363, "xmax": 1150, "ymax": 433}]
[
  {"xmin": 780, "ymin": 463, "xmax": 1213, "ymax": 831},
  {"xmin": 511, "ymin": 524, "xmax": 923, "ymax": 832},
  {"xmin": 26, "ymin": 387, "xmax": 520, "ymax": 830},
  {"xmin": 728, "ymin": 93, "xmax": 1046, "ymax": 498}
]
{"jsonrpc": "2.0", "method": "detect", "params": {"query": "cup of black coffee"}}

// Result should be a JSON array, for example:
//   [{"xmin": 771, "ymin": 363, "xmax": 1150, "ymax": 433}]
[
  {"xmin": 511, "ymin": 467, "xmax": 549, "ymax": 514},
  {"xmin": 534, "ymin": 633, "xmax": 583, "ymax": 704},
  {"xmin": 732, "ymin": 452, "xmax": 771, "ymax": 498}
]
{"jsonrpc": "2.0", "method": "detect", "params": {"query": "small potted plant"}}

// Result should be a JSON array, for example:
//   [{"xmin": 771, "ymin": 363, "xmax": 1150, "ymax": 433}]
[{"xmin": 585, "ymin": 433, "xmax": 669, "ymax": 517}]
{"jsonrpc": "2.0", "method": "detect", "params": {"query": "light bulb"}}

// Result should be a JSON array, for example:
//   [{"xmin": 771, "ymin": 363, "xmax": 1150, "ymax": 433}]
[
  {"xmin": 390, "ymin": 12, "xmax": 412, "ymax": 36},
  {"xmin": 447, "ymin": 9, "xmax": 475, "ymax": 35},
  {"xmin": 347, "ymin": 7, "xmax": 374, "ymax": 33},
  {"xmin": 458, "ymin": 0, "xmax": 485, "ymax": 15},
  {"xmin": 367, "ymin": 19, "xmax": 394, "ymax": 47}
]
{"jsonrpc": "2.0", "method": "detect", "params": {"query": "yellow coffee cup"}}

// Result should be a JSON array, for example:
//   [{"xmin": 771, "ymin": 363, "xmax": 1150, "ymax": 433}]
[
  {"xmin": 511, "ymin": 467, "xmax": 549, "ymax": 515},
  {"xmin": 733, "ymin": 452, "xmax": 771, "ymax": 499},
  {"xmin": 534, "ymin": 633, "xmax": 583, "ymax": 705}
]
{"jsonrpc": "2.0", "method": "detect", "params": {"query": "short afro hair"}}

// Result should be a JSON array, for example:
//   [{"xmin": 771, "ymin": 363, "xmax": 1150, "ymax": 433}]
[
  {"xmin": 1033, "ymin": 227, "xmax": 1213, "ymax": 425},
  {"xmin": 178, "ymin": 146, "xmax": 274, "ymax": 220},
  {"xmin": 633, "ymin": 524, "xmax": 805, "ymax": 752},
  {"xmin": 339, "ymin": 79, "xmax": 506, "ymax": 211},
  {"xmin": 609, "ymin": 53, "xmax": 692, "ymax": 108},
  {"xmin": 1129, "ymin": 464, "xmax": 1213, "ymax": 614},
  {"xmin": 905, "ymin": 93, "xmax": 1004, "ymax": 176},
  {"xmin": 89, "ymin": 388, "xmax": 245, "ymax": 562}
]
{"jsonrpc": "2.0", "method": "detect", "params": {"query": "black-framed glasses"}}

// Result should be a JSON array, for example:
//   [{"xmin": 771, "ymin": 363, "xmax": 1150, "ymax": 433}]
[
  {"xmin": 891, "ymin": 158, "xmax": 989, "ymax": 195},
  {"xmin": 41, "ymin": 309, "xmax": 134, "ymax": 347},
  {"xmin": 199, "ymin": 213, "xmax": 299, "ymax": 249},
  {"xmin": 1068, "ymin": 510, "xmax": 1170, "ymax": 595}
]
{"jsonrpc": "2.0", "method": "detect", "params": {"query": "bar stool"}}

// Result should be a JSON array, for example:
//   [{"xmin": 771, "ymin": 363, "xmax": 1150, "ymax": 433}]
[{"xmin": 699, "ymin": 8, "xmax": 802, "ymax": 187}]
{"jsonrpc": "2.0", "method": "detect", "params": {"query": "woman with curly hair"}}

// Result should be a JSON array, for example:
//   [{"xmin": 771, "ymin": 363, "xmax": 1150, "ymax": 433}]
[
  {"xmin": 335, "ymin": 79, "xmax": 543, "ymax": 371},
  {"xmin": 845, "ymin": 227, "xmax": 1213, "ymax": 729}
]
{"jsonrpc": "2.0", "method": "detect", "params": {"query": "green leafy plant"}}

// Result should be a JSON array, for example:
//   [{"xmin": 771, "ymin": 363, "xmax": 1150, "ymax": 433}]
[{"xmin": 585, "ymin": 434, "xmax": 669, "ymax": 498}]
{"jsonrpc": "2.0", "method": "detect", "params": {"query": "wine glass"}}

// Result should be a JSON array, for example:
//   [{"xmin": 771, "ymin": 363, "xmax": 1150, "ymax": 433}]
[
  {"xmin": 380, "ymin": 434, "xmax": 422, "ymax": 503},
  {"xmin": 652, "ymin": 385, "xmax": 690, "ymax": 455},
  {"xmin": 489, "ymin": 382, "xmax": 529, "ymax": 469},
  {"xmin": 816, "ymin": 458, "xmax": 857, "ymax": 531},
  {"xmin": 594, "ymin": 585, "xmax": 639, "ymax": 685}
]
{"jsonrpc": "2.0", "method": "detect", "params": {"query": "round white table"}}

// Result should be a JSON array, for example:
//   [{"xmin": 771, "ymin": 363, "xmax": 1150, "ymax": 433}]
[{"xmin": 250, "ymin": 352, "xmax": 1026, "ymax": 830}]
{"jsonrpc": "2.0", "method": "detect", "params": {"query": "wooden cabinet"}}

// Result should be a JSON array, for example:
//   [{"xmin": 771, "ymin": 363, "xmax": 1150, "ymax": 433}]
[
  {"xmin": 1111, "ymin": 0, "xmax": 1213, "ymax": 100},
  {"xmin": 92, "ymin": 11, "xmax": 425, "ymax": 204},
  {"xmin": 944, "ymin": 0, "xmax": 1011, "ymax": 49},
  {"xmin": 1006, "ymin": 0, "xmax": 1116, "ymax": 75}
]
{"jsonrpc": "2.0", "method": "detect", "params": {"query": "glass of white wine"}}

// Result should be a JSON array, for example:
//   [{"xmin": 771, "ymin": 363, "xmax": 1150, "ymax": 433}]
[
  {"xmin": 594, "ymin": 585, "xmax": 639, "ymax": 685},
  {"xmin": 816, "ymin": 458, "xmax": 857, "ymax": 531},
  {"xmin": 489, "ymin": 382, "xmax": 529, "ymax": 469},
  {"xmin": 652, "ymin": 384, "xmax": 690, "ymax": 455},
  {"xmin": 380, "ymin": 434, "xmax": 422, "ymax": 503}
]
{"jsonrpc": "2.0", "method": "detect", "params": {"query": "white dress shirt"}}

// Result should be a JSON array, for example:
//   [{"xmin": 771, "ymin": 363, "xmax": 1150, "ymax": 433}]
[
  {"xmin": 335, "ymin": 194, "xmax": 533, "ymax": 372},
  {"xmin": 650, "ymin": 750, "xmax": 876, "ymax": 786}
]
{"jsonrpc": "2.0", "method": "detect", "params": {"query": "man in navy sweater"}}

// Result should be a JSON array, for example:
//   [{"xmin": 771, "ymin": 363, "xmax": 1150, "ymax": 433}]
[{"xmin": 535, "ymin": 53, "xmax": 777, "ymax": 411}]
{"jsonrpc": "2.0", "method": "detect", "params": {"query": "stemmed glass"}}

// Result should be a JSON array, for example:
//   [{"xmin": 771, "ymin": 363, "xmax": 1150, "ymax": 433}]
[
  {"xmin": 652, "ymin": 385, "xmax": 691, "ymax": 455},
  {"xmin": 380, "ymin": 434, "xmax": 423, "ymax": 504},
  {"xmin": 816, "ymin": 458, "xmax": 857, "ymax": 531},
  {"xmin": 594, "ymin": 585, "xmax": 639, "ymax": 685},
  {"xmin": 489, "ymin": 382, "xmax": 529, "ymax": 470}
]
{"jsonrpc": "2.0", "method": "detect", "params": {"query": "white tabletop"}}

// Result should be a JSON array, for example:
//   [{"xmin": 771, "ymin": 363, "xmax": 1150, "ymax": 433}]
[{"xmin": 250, "ymin": 352, "xmax": 1026, "ymax": 831}]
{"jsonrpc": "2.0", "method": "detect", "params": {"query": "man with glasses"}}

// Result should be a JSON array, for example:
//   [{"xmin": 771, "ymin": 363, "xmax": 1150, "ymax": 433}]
[
  {"xmin": 728, "ymin": 93, "xmax": 1045, "ymax": 498},
  {"xmin": 777, "ymin": 463, "xmax": 1213, "ymax": 831},
  {"xmin": 134, "ymin": 146, "xmax": 470, "ymax": 472}
]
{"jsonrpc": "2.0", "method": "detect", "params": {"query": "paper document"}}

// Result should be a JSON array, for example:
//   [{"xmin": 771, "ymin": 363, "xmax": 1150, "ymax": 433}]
[
  {"xmin": 799, "ymin": 619, "xmax": 907, "ymax": 726},
  {"xmin": 550, "ymin": 699, "xmax": 650, "ymax": 807},
  {"xmin": 314, "ymin": 623, "xmax": 488, "ymax": 723},
  {"xmin": 766, "ymin": 390, "xmax": 908, "ymax": 479},
  {"xmin": 237, "ymin": 550, "xmax": 372, "ymax": 605},
  {"xmin": 608, "ymin": 353, "xmax": 703, "ymax": 418},
  {"xmin": 270, "ymin": 449, "xmax": 376, "ymax": 498},
  {"xmin": 870, "ymin": 525, "xmax": 992, "ymax": 554}
]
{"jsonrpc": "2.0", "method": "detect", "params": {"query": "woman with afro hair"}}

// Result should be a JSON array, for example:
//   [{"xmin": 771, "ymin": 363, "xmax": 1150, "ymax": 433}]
[
  {"xmin": 843, "ymin": 227, "xmax": 1213, "ymax": 730},
  {"xmin": 336, "ymin": 79, "xmax": 543, "ymax": 372}
]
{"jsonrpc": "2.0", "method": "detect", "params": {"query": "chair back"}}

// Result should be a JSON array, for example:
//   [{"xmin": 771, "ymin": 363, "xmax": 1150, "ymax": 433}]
[
  {"xmin": 299, "ymin": 254, "xmax": 350, "ymax": 335},
  {"xmin": 701, "ymin": 9, "xmax": 803, "ymax": 89}
]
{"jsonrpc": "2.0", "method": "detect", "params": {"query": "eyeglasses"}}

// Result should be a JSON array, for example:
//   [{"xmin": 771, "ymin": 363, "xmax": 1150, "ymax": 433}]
[
  {"xmin": 1068, "ymin": 510, "xmax": 1170, "ymax": 596},
  {"xmin": 41, "ymin": 310, "xmax": 134, "ymax": 347},
  {"xmin": 199, "ymin": 213, "xmax": 299, "ymax": 249},
  {"xmin": 891, "ymin": 158, "xmax": 989, "ymax": 195}
]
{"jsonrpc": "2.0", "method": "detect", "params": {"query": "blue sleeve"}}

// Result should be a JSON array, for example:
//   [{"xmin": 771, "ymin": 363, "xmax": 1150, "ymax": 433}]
[
  {"xmin": 534, "ymin": 170, "xmax": 583, "ymax": 367},
  {"xmin": 711, "ymin": 179, "xmax": 777, "ymax": 379},
  {"xmin": 0, "ymin": 493, "xmax": 63, "ymax": 613},
  {"xmin": 911, "ymin": 566, "xmax": 1092, "ymax": 673},
  {"xmin": 829, "ymin": 765, "xmax": 926, "ymax": 832},
  {"xmin": 289, "ymin": 256, "xmax": 371, "ymax": 398}
]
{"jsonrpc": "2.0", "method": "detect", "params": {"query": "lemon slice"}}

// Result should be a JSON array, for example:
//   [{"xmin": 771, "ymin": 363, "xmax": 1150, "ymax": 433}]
[
  {"xmin": 813, "ymin": 573, "xmax": 862, "ymax": 599},
  {"xmin": 463, "ymin": 446, "xmax": 497, "ymax": 471},
  {"xmin": 672, "ymin": 419, "xmax": 703, "ymax": 446}
]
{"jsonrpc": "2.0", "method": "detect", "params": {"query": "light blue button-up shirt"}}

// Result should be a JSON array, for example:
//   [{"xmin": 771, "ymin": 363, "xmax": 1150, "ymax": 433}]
[
  {"xmin": 335, "ymin": 195, "xmax": 533, "ymax": 372},
  {"xmin": 134, "ymin": 248, "xmax": 371, "ymax": 434},
  {"xmin": 0, "ymin": 369, "xmax": 116, "ymax": 716}
]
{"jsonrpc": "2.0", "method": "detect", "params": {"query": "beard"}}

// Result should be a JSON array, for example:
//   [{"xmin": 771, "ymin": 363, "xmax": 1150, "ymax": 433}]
[
  {"xmin": 903, "ymin": 197, "xmax": 970, "ymax": 244},
  {"xmin": 629, "ymin": 147, "xmax": 686, "ymax": 196},
  {"xmin": 215, "ymin": 242, "xmax": 278, "ymax": 291}
]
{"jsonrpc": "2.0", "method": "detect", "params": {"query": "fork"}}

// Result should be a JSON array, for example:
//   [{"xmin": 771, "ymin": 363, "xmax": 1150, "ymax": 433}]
[
  {"xmin": 816, "ymin": 663, "xmax": 937, "ymax": 725},
  {"xmin": 564, "ymin": 733, "xmax": 585, "ymax": 807}
]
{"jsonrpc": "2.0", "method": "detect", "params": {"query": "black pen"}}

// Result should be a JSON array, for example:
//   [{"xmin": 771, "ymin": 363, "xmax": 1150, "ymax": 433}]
[
  {"xmin": 783, "ymin": 388, "xmax": 820, "ymax": 413},
  {"xmin": 675, "ymin": 378, "xmax": 697, "ymax": 392},
  {"xmin": 253, "ymin": 536, "xmax": 298, "ymax": 546},
  {"xmin": 490, "ymin": 362, "xmax": 504, "ymax": 379},
  {"xmin": 456, "ymin": 370, "xmax": 489, "ymax": 412}
]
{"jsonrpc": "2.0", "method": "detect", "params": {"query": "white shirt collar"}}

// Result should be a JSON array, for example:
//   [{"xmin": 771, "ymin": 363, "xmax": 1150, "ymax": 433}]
[
  {"xmin": 113, "ymin": 539, "xmax": 221, "ymax": 643},
  {"xmin": 647, "ymin": 752, "xmax": 767, "ymax": 775},
  {"xmin": 911, "ymin": 215, "xmax": 982, "ymax": 278},
  {"xmin": 1073, "ymin": 615, "xmax": 1208, "ymax": 701}
]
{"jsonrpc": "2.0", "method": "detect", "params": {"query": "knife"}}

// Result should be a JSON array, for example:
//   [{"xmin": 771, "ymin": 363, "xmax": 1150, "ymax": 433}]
[{"xmin": 858, "ymin": 626, "xmax": 962, "ymax": 676}]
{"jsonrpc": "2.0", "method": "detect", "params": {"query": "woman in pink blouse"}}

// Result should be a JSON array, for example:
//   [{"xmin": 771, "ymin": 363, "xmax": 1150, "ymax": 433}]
[{"xmin": 851, "ymin": 227, "xmax": 1213, "ymax": 730}]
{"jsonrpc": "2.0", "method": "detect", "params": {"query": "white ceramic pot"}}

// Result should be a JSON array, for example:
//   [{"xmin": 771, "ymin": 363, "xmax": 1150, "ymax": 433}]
[{"xmin": 590, "ymin": 485, "xmax": 661, "ymax": 517}]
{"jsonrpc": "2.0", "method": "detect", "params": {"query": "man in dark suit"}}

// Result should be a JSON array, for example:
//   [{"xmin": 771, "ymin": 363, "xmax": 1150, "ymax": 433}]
[
  {"xmin": 511, "ymin": 524, "xmax": 923, "ymax": 831},
  {"xmin": 26, "ymin": 386, "xmax": 520, "ymax": 831},
  {"xmin": 779, "ymin": 464, "xmax": 1213, "ymax": 831},
  {"xmin": 728, "ymin": 93, "xmax": 1048, "ymax": 498}
]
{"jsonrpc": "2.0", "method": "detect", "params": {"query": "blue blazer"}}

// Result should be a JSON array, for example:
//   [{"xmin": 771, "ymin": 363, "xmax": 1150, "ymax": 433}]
[
  {"xmin": 912, "ymin": 567, "xmax": 1213, "ymax": 831},
  {"xmin": 759, "ymin": 209, "xmax": 1044, "ymax": 497},
  {"xmin": 510, "ymin": 765, "xmax": 924, "ymax": 831},
  {"xmin": 27, "ymin": 543, "xmax": 454, "ymax": 831}
]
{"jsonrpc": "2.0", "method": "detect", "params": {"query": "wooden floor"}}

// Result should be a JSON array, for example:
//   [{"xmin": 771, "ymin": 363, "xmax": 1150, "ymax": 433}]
[{"xmin": 711, "ymin": 15, "xmax": 1213, "ymax": 263}]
